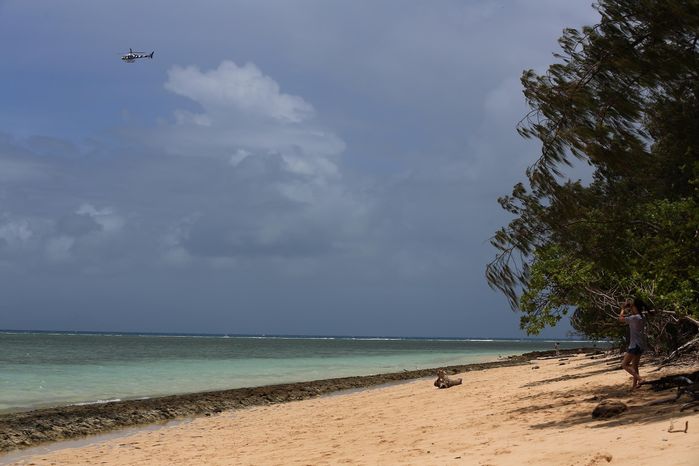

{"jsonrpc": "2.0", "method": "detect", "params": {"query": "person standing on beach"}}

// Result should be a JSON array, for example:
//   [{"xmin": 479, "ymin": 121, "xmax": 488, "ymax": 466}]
[{"xmin": 618, "ymin": 298, "xmax": 646, "ymax": 389}]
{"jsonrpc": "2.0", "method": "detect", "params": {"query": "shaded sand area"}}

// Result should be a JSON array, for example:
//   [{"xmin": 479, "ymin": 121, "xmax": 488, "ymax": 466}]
[{"xmin": 3, "ymin": 353, "xmax": 698, "ymax": 465}]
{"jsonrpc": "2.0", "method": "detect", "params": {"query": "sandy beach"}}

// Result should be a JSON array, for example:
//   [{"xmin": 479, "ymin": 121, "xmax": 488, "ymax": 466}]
[{"xmin": 2, "ymin": 352, "xmax": 697, "ymax": 465}]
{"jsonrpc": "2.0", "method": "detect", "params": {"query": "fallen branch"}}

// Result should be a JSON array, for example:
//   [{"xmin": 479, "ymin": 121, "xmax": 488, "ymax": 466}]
[
  {"xmin": 647, "ymin": 396, "xmax": 677, "ymax": 406},
  {"xmin": 680, "ymin": 401, "xmax": 699, "ymax": 412},
  {"xmin": 682, "ymin": 315, "xmax": 699, "ymax": 328},
  {"xmin": 660, "ymin": 336, "xmax": 699, "ymax": 365}
]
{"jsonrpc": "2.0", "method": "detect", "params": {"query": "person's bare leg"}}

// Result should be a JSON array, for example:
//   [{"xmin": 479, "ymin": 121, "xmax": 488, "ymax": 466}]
[
  {"xmin": 631, "ymin": 354, "xmax": 642, "ymax": 388},
  {"xmin": 621, "ymin": 353, "xmax": 639, "ymax": 388}
]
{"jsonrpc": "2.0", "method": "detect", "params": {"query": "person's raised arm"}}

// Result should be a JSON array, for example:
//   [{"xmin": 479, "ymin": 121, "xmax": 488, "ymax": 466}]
[{"xmin": 619, "ymin": 300, "xmax": 630, "ymax": 323}]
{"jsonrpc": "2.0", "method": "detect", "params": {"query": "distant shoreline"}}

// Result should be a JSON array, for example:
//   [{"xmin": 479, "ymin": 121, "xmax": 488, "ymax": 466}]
[{"xmin": 0, "ymin": 347, "xmax": 598, "ymax": 454}]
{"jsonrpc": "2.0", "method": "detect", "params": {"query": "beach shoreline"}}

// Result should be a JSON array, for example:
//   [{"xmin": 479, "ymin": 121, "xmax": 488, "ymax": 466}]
[
  {"xmin": 3, "ymin": 349, "xmax": 697, "ymax": 465},
  {"xmin": 0, "ymin": 348, "xmax": 591, "ymax": 454}
]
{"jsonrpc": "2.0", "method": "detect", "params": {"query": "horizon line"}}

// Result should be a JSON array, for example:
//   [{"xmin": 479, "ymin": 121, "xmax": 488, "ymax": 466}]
[{"xmin": 0, "ymin": 328, "xmax": 599, "ymax": 341}]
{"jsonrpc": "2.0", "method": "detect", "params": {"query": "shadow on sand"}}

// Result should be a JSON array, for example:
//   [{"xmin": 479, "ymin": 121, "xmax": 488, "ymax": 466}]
[{"xmin": 513, "ymin": 358, "xmax": 698, "ymax": 431}]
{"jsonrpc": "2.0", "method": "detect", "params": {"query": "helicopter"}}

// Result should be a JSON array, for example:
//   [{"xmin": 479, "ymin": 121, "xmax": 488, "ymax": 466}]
[{"xmin": 121, "ymin": 48, "xmax": 154, "ymax": 63}]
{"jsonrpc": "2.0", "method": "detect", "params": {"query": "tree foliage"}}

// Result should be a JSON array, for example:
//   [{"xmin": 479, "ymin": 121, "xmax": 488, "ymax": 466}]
[{"xmin": 486, "ymin": 0, "xmax": 699, "ymax": 351}]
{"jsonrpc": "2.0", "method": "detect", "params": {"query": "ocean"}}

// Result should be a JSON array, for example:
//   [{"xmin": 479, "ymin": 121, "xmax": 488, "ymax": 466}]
[{"xmin": 0, "ymin": 331, "xmax": 598, "ymax": 413}]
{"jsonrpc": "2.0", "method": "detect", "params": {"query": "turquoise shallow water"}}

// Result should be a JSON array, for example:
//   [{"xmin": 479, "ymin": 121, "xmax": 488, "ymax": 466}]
[{"xmin": 0, "ymin": 332, "xmax": 596, "ymax": 412}]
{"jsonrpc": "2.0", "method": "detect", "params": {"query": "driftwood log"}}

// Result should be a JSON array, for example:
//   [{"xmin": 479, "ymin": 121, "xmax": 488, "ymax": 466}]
[{"xmin": 434, "ymin": 369, "xmax": 462, "ymax": 389}]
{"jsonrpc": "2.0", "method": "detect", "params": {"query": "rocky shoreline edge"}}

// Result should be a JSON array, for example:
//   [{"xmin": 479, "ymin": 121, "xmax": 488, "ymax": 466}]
[{"xmin": 0, "ymin": 348, "xmax": 596, "ymax": 453}]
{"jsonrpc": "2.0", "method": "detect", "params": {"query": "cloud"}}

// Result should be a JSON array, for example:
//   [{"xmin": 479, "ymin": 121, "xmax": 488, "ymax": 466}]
[
  {"xmin": 0, "ymin": 216, "xmax": 52, "ymax": 267},
  {"xmin": 75, "ymin": 204, "xmax": 124, "ymax": 235},
  {"xmin": 45, "ymin": 235, "xmax": 75, "ymax": 262},
  {"xmin": 145, "ymin": 60, "xmax": 346, "ymax": 188},
  {"xmin": 165, "ymin": 61, "xmax": 314, "ymax": 123},
  {"xmin": 0, "ymin": 201, "xmax": 126, "ymax": 266},
  {"xmin": 128, "ymin": 60, "xmax": 369, "ymax": 263},
  {"xmin": 55, "ymin": 212, "xmax": 102, "ymax": 237},
  {"xmin": 0, "ymin": 134, "xmax": 48, "ymax": 182},
  {"xmin": 0, "ymin": 218, "xmax": 33, "ymax": 247},
  {"xmin": 47, "ymin": 204, "xmax": 125, "ymax": 262}
]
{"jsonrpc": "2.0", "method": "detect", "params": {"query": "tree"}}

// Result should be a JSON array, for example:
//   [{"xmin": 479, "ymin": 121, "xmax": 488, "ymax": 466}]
[{"xmin": 486, "ymin": 0, "xmax": 699, "ymax": 352}]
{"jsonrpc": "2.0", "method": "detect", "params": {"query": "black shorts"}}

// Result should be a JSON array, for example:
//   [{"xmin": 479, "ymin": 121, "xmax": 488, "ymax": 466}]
[{"xmin": 628, "ymin": 345, "xmax": 644, "ymax": 356}]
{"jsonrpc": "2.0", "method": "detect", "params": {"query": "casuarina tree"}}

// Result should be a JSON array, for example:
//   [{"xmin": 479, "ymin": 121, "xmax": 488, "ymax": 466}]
[{"xmin": 486, "ymin": 0, "xmax": 699, "ymax": 355}]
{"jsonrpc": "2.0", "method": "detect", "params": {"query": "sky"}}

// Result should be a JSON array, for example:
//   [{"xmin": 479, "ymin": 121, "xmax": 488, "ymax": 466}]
[{"xmin": 0, "ymin": 1, "xmax": 599, "ymax": 338}]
